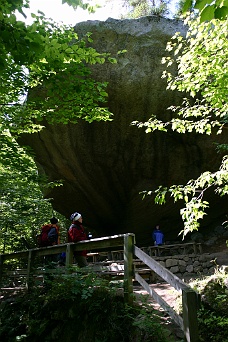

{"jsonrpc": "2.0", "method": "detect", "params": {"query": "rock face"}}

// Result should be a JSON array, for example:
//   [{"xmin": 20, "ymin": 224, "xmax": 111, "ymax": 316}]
[{"xmin": 20, "ymin": 16, "xmax": 227, "ymax": 245}]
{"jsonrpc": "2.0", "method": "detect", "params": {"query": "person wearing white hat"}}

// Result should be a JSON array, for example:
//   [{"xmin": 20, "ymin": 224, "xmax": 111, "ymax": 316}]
[{"xmin": 68, "ymin": 212, "xmax": 88, "ymax": 267}]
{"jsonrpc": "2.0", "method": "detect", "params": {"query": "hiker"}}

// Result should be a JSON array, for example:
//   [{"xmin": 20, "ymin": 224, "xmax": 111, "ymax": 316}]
[
  {"xmin": 152, "ymin": 225, "xmax": 164, "ymax": 246},
  {"xmin": 38, "ymin": 217, "xmax": 60, "ymax": 266},
  {"xmin": 38, "ymin": 217, "xmax": 60, "ymax": 247},
  {"xmin": 68, "ymin": 212, "xmax": 88, "ymax": 267}
]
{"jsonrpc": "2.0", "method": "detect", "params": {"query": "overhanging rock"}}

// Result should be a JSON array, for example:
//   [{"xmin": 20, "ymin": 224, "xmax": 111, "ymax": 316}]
[{"xmin": 20, "ymin": 16, "xmax": 227, "ymax": 245}]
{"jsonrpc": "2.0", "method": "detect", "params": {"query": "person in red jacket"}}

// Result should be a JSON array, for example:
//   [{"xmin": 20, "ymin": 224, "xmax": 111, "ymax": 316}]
[{"xmin": 68, "ymin": 212, "xmax": 88, "ymax": 267}]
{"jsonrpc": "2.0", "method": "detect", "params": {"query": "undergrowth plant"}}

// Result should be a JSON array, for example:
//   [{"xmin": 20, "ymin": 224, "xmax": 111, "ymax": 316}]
[
  {"xmin": 189, "ymin": 266, "xmax": 228, "ymax": 342},
  {"xmin": 0, "ymin": 270, "xmax": 171, "ymax": 342}
]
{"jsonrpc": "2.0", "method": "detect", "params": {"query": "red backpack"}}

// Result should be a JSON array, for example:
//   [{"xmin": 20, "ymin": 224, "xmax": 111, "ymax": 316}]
[{"xmin": 37, "ymin": 224, "xmax": 58, "ymax": 247}]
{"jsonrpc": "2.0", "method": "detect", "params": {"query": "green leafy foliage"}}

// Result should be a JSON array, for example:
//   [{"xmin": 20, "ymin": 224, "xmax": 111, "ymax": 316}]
[
  {"xmin": 0, "ymin": 8, "xmax": 115, "ymax": 130},
  {"xmin": 62, "ymin": 0, "xmax": 96, "ymax": 12},
  {"xmin": 133, "ymin": 15, "xmax": 228, "ymax": 236},
  {"xmin": 190, "ymin": 268, "xmax": 228, "ymax": 341},
  {"xmin": 121, "ymin": 0, "xmax": 170, "ymax": 18},
  {"xmin": 46, "ymin": 267, "xmax": 113, "ymax": 301},
  {"xmin": 0, "ymin": 0, "xmax": 115, "ymax": 253},
  {"xmin": 0, "ymin": 271, "xmax": 170, "ymax": 341},
  {"xmin": 0, "ymin": 0, "xmax": 117, "ymax": 137},
  {"xmin": 182, "ymin": 0, "xmax": 228, "ymax": 21},
  {"xmin": 134, "ymin": 17, "xmax": 228, "ymax": 136},
  {"xmin": 0, "ymin": 128, "xmax": 69, "ymax": 253},
  {"xmin": 198, "ymin": 309, "xmax": 228, "ymax": 342},
  {"xmin": 152, "ymin": 156, "xmax": 227, "ymax": 236}
]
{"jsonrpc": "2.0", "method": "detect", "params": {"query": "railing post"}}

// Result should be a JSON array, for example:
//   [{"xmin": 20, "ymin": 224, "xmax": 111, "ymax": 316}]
[
  {"xmin": 123, "ymin": 233, "xmax": 135, "ymax": 305},
  {"xmin": 182, "ymin": 288, "xmax": 199, "ymax": 342},
  {"xmin": 65, "ymin": 244, "xmax": 74, "ymax": 271},
  {"xmin": 26, "ymin": 250, "xmax": 34, "ymax": 291}
]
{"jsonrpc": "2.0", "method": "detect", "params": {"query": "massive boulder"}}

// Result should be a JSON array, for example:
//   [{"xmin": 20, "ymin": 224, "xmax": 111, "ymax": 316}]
[{"xmin": 21, "ymin": 16, "xmax": 227, "ymax": 245}]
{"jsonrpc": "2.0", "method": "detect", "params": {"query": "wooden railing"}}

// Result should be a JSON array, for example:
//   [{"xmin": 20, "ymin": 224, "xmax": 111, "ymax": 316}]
[
  {"xmin": 134, "ymin": 246, "xmax": 200, "ymax": 342},
  {"xmin": 0, "ymin": 234, "xmax": 135, "ymax": 303},
  {"xmin": 146, "ymin": 242, "xmax": 203, "ymax": 257},
  {"xmin": 0, "ymin": 234, "xmax": 200, "ymax": 342}
]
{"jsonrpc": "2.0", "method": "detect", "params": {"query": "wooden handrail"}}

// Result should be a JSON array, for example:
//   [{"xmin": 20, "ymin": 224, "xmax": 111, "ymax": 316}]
[
  {"xmin": 134, "ymin": 246, "xmax": 189, "ymax": 292},
  {"xmin": 0, "ymin": 233, "xmax": 199, "ymax": 342},
  {"xmin": 134, "ymin": 272, "xmax": 184, "ymax": 330},
  {"xmin": 134, "ymin": 245, "xmax": 199, "ymax": 342},
  {"xmin": 0, "ymin": 235, "xmax": 128, "ymax": 260}
]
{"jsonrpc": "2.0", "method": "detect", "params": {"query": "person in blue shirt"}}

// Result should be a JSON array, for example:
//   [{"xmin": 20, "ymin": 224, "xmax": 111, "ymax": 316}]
[{"xmin": 152, "ymin": 225, "xmax": 164, "ymax": 246}]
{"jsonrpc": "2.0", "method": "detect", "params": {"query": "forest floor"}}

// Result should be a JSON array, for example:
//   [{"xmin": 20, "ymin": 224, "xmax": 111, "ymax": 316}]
[{"xmin": 133, "ymin": 236, "xmax": 228, "ymax": 341}]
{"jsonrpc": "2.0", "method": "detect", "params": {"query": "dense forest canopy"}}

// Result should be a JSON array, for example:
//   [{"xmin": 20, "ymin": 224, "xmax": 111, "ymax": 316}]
[
  {"xmin": 0, "ymin": 0, "xmax": 115, "ymax": 253},
  {"xmin": 133, "ymin": 13, "xmax": 228, "ymax": 236},
  {"xmin": 0, "ymin": 0, "xmax": 227, "ymax": 252}
]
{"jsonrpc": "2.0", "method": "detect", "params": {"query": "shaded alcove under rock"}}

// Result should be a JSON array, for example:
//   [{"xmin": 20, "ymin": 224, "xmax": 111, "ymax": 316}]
[{"xmin": 19, "ymin": 16, "xmax": 227, "ymax": 245}]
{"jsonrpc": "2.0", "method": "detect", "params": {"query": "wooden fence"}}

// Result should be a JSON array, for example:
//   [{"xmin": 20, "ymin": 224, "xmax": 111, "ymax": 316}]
[
  {"xmin": 146, "ymin": 242, "xmax": 203, "ymax": 257},
  {"xmin": 134, "ymin": 246, "xmax": 200, "ymax": 342},
  {"xmin": 0, "ymin": 233, "xmax": 200, "ymax": 342}
]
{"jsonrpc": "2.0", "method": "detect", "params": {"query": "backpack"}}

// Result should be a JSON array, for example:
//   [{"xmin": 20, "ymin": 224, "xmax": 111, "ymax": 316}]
[
  {"xmin": 37, "ymin": 224, "xmax": 58, "ymax": 247},
  {"xmin": 48, "ymin": 226, "xmax": 58, "ymax": 243}
]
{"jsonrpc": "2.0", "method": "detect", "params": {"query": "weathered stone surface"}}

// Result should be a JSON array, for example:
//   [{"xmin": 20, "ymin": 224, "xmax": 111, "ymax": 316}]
[
  {"xmin": 178, "ymin": 260, "xmax": 186, "ymax": 267},
  {"xmin": 159, "ymin": 261, "xmax": 166, "ymax": 267},
  {"xmin": 193, "ymin": 260, "xmax": 200, "ymax": 267},
  {"xmin": 150, "ymin": 251, "xmax": 226, "ymax": 279},
  {"xmin": 166, "ymin": 258, "xmax": 178, "ymax": 267},
  {"xmin": 20, "ymin": 16, "xmax": 227, "ymax": 245},
  {"xmin": 194, "ymin": 266, "xmax": 203, "ymax": 273},
  {"xmin": 186, "ymin": 265, "xmax": 193, "ymax": 273},
  {"xmin": 179, "ymin": 266, "xmax": 186, "ymax": 273},
  {"xmin": 199, "ymin": 255, "xmax": 207, "ymax": 262},
  {"xmin": 170, "ymin": 266, "xmax": 179, "ymax": 273}
]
